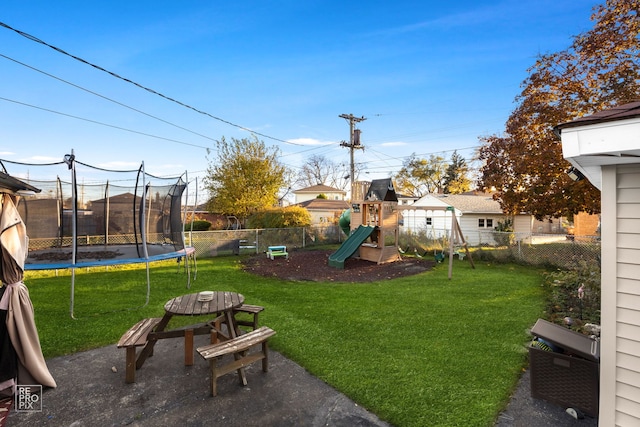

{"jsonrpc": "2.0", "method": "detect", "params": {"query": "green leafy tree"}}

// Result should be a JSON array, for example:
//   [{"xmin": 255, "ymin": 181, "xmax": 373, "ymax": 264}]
[
  {"xmin": 477, "ymin": 0, "xmax": 640, "ymax": 219},
  {"xmin": 204, "ymin": 136, "xmax": 287, "ymax": 220},
  {"xmin": 394, "ymin": 154, "xmax": 447, "ymax": 197},
  {"xmin": 443, "ymin": 151, "xmax": 471, "ymax": 194}
]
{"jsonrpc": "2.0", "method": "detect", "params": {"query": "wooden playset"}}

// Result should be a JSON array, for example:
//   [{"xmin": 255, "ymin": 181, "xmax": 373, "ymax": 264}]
[{"xmin": 349, "ymin": 179, "xmax": 402, "ymax": 265}]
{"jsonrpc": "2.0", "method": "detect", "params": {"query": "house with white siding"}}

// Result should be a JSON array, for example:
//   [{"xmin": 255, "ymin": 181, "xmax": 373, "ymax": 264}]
[
  {"xmin": 400, "ymin": 193, "xmax": 557, "ymax": 245},
  {"xmin": 293, "ymin": 184, "xmax": 346, "ymax": 204},
  {"xmin": 292, "ymin": 184, "xmax": 349, "ymax": 226},
  {"xmin": 399, "ymin": 193, "xmax": 458, "ymax": 237},
  {"xmin": 556, "ymin": 100, "xmax": 640, "ymax": 426},
  {"xmin": 295, "ymin": 198, "xmax": 350, "ymax": 225}
]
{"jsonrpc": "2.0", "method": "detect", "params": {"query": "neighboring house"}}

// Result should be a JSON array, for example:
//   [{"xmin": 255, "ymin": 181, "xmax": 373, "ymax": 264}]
[
  {"xmin": 184, "ymin": 204, "xmax": 228, "ymax": 229},
  {"xmin": 557, "ymin": 100, "xmax": 640, "ymax": 426},
  {"xmin": 572, "ymin": 211, "xmax": 600, "ymax": 237},
  {"xmin": 295, "ymin": 198, "xmax": 350, "ymax": 225},
  {"xmin": 396, "ymin": 193, "xmax": 420, "ymax": 207},
  {"xmin": 293, "ymin": 184, "xmax": 349, "ymax": 226},
  {"xmin": 293, "ymin": 184, "xmax": 346, "ymax": 204},
  {"xmin": 439, "ymin": 194, "xmax": 514, "ymax": 245},
  {"xmin": 86, "ymin": 192, "xmax": 139, "ymax": 235},
  {"xmin": 400, "ymin": 193, "xmax": 546, "ymax": 245},
  {"xmin": 399, "ymin": 193, "xmax": 459, "ymax": 238}
]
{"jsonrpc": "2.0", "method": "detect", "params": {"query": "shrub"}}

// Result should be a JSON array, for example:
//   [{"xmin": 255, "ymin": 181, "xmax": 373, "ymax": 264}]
[
  {"xmin": 247, "ymin": 206, "xmax": 311, "ymax": 228},
  {"xmin": 472, "ymin": 248, "xmax": 517, "ymax": 263},
  {"xmin": 185, "ymin": 220, "xmax": 211, "ymax": 231},
  {"xmin": 542, "ymin": 260, "xmax": 601, "ymax": 331},
  {"xmin": 493, "ymin": 219, "xmax": 514, "ymax": 246}
]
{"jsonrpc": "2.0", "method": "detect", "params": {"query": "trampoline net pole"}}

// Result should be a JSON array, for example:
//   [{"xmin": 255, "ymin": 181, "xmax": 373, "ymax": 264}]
[{"xmin": 70, "ymin": 152, "xmax": 77, "ymax": 319}]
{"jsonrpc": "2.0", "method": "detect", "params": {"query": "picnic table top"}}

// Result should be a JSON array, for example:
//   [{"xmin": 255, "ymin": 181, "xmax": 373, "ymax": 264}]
[{"xmin": 163, "ymin": 291, "xmax": 245, "ymax": 316}]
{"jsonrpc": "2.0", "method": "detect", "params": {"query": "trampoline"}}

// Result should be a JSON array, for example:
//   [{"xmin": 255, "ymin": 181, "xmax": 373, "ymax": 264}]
[{"xmin": 1, "ymin": 152, "xmax": 196, "ymax": 318}]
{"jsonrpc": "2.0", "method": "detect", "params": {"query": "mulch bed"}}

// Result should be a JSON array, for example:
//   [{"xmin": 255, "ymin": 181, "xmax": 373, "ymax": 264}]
[{"xmin": 241, "ymin": 249, "xmax": 434, "ymax": 283}]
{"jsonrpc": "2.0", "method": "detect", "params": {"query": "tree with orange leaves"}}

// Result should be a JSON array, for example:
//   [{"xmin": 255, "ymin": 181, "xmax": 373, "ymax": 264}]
[{"xmin": 477, "ymin": 0, "xmax": 640, "ymax": 220}]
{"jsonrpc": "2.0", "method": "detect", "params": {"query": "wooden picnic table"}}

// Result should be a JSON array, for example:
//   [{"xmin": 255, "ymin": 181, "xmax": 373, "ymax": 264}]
[{"xmin": 134, "ymin": 291, "xmax": 245, "ymax": 371}]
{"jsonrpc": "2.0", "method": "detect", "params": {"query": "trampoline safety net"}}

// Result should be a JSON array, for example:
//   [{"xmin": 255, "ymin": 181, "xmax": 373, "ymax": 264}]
[{"xmin": 1, "ymin": 156, "xmax": 189, "ymax": 269}]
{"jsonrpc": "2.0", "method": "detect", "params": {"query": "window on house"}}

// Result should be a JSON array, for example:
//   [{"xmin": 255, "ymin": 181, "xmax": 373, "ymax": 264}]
[
  {"xmin": 426, "ymin": 217, "xmax": 432, "ymax": 226},
  {"xmin": 478, "ymin": 218, "xmax": 494, "ymax": 228}
]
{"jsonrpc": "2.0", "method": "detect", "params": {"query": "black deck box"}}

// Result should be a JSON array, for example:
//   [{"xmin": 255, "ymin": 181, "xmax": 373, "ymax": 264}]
[{"xmin": 529, "ymin": 319, "xmax": 600, "ymax": 417}]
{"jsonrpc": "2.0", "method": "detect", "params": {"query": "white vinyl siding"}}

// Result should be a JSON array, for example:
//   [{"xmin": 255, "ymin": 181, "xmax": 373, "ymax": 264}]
[
  {"xmin": 460, "ymin": 215, "xmax": 502, "ymax": 246},
  {"xmin": 602, "ymin": 164, "xmax": 640, "ymax": 425}
]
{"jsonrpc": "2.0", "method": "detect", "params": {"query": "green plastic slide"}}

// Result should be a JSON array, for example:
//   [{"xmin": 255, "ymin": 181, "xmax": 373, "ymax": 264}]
[{"xmin": 328, "ymin": 225, "xmax": 376, "ymax": 269}]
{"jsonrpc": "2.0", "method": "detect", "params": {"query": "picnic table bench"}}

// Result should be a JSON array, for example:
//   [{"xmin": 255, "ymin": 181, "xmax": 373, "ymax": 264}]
[
  {"xmin": 234, "ymin": 304, "xmax": 264, "ymax": 331},
  {"xmin": 197, "ymin": 326, "xmax": 276, "ymax": 396},
  {"xmin": 116, "ymin": 317, "xmax": 162, "ymax": 383},
  {"xmin": 267, "ymin": 245, "xmax": 288, "ymax": 260},
  {"xmin": 239, "ymin": 240, "xmax": 257, "ymax": 251}
]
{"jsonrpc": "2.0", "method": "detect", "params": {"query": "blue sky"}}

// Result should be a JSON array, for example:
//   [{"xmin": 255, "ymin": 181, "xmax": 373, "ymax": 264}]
[{"xmin": 1, "ymin": 1, "xmax": 600, "ymax": 202}]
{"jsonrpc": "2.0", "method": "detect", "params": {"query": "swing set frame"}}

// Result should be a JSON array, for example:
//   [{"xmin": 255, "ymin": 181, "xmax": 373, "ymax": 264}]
[{"xmin": 397, "ymin": 205, "xmax": 475, "ymax": 279}]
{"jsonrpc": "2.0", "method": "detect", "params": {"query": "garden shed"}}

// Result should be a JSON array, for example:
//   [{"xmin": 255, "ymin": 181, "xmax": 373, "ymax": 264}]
[{"xmin": 556, "ymin": 100, "xmax": 640, "ymax": 426}]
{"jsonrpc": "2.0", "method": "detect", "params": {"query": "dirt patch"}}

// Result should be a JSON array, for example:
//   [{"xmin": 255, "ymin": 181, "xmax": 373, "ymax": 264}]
[
  {"xmin": 241, "ymin": 249, "xmax": 434, "ymax": 283},
  {"xmin": 28, "ymin": 250, "xmax": 122, "ymax": 261}
]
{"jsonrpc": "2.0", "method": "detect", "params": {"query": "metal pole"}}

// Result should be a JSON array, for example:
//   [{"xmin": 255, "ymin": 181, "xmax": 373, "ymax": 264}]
[{"xmin": 69, "ymin": 151, "xmax": 77, "ymax": 319}]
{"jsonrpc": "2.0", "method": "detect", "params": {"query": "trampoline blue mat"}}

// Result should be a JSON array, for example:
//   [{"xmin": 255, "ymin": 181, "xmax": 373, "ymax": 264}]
[{"xmin": 25, "ymin": 246, "xmax": 195, "ymax": 270}]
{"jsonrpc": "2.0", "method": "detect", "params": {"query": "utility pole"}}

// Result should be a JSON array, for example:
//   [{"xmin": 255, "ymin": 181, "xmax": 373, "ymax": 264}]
[{"xmin": 339, "ymin": 113, "xmax": 366, "ymax": 201}]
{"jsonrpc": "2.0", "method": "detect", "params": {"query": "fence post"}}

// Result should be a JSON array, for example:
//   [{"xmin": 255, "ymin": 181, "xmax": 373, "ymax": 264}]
[{"xmin": 255, "ymin": 229, "xmax": 259, "ymax": 254}]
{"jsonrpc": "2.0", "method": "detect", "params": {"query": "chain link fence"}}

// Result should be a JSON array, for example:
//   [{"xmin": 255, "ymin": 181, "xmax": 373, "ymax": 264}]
[
  {"xmin": 480, "ymin": 232, "xmax": 600, "ymax": 269},
  {"xmin": 185, "ymin": 225, "xmax": 344, "ymax": 258},
  {"xmin": 187, "ymin": 227, "xmax": 600, "ymax": 270},
  {"xmin": 398, "ymin": 229, "xmax": 600, "ymax": 270}
]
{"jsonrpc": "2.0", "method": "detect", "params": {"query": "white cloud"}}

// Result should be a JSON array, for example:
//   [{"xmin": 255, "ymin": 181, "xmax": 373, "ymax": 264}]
[
  {"xmin": 23, "ymin": 155, "xmax": 62, "ymax": 163},
  {"xmin": 286, "ymin": 138, "xmax": 334, "ymax": 146}
]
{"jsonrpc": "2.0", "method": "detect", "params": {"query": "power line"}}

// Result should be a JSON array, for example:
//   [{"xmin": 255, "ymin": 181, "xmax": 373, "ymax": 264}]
[
  {"xmin": 0, "ymin": 53, "xmax": 217, "ymax": 144},
  {"xmin": 0, "ymin": 22, "xmax": 486, "ymax": 179},
  {"xmin": 278, "ymin": 141, "xmax": 340, "ymax": 158},
  {"xmin": 365, "ymin": 145, "xmax": 479, "ymax": 165},
  {"xmin": 0, "ymin": 96, "xmax": 210, "ymax": 149},
  {"xmin": 0, "ymin": 21, "xmax": 307, "ymax": 147}
]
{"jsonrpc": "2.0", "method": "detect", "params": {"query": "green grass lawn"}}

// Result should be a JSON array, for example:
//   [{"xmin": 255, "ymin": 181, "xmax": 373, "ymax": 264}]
[{"xmin": 24, "ymin": 255, "xmax": 546, "ymax": 427}]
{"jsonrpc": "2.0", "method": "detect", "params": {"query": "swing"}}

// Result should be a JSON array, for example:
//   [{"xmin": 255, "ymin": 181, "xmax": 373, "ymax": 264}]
[
  {"xmin": 414, "ymin": 247, "xmax": 428, "ymax": 258},
  {"xmin": 453, "ymin": 245, "xmax": 466, "ymax": 260},
  {"xmin": 434, "ymin": 237, "xmax": 446, "ymax": 263}
]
